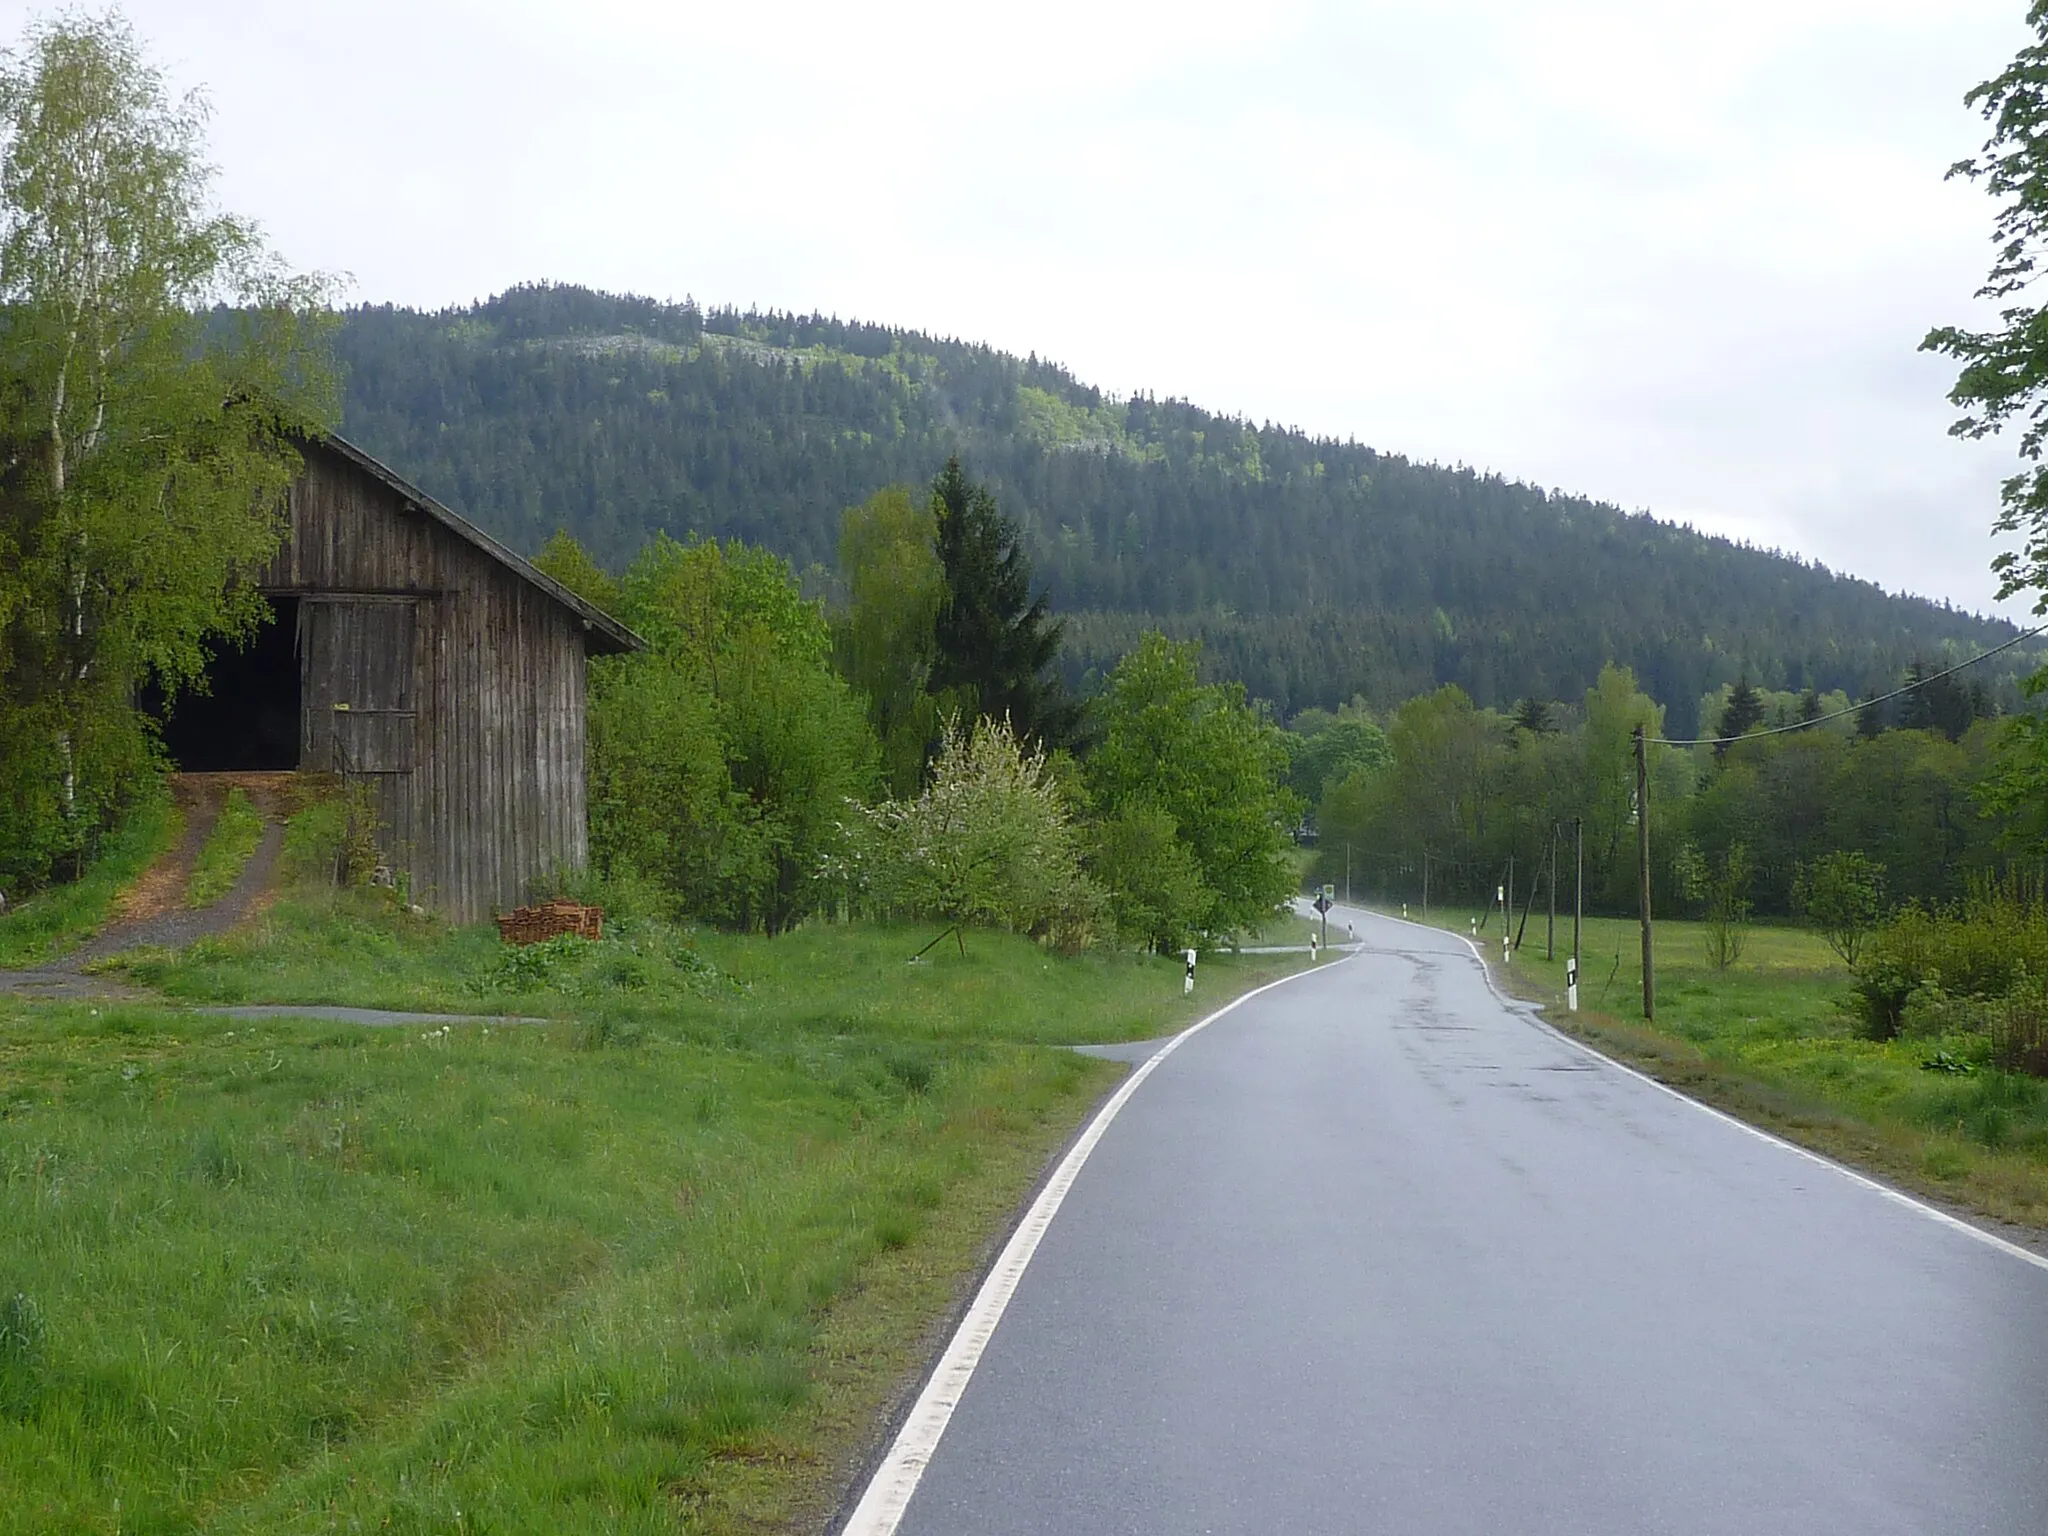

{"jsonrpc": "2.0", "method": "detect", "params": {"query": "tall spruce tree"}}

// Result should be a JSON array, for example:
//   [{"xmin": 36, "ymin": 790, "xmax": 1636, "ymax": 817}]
[
  {"xmin": 1716, "ymin": 676, "xmax": 1766, "ymax": 754},
  {"xmin": 929, "ymin": 457, "xmax": 1080, "ymax": 750}
]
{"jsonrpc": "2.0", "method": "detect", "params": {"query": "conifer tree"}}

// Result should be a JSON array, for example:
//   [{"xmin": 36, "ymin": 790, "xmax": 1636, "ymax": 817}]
[
  {"xmin": 928, "ymin": 457, "xmax": 1080, "ymax": 750},
  {"xmin": 1716, "ymin": 676, "xmax": 1765, "ymax": 753}
]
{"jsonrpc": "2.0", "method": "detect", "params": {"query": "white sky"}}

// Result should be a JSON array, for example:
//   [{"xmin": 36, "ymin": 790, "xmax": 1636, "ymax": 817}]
[{"xmin": 14, "ymin": 0, "xmax": 2037, "ymax": 616}]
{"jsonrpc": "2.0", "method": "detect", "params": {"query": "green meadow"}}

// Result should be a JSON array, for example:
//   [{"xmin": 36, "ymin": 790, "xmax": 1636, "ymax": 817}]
[{"xmin": 0, "ymin": 899, "xmax": 1310, "ymax": 1534}]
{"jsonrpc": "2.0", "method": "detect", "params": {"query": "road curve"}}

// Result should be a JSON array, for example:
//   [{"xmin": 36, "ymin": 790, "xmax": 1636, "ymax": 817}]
[{"xmin": 880, "ymin": 904, "xmax": 2048, "ymax": 1535}]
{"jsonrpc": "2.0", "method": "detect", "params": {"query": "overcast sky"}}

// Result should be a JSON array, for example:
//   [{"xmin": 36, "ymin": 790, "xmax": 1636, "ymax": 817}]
[{"xmin": 12, "ymin": 0, "xmax": 2036, "ymax": 617}]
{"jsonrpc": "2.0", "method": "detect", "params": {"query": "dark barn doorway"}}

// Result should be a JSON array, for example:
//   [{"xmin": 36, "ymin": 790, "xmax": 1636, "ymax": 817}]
[{"xmin": 157, "ymin": 597, "xmax": 302, "ymax": 770}]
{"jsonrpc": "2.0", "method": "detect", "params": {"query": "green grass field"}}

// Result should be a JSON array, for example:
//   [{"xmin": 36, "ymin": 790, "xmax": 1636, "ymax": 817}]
[
  {"xmin": 112, "ymin": 892, "xmax": 1305, "ymax": 1045},
  {"xmin": 0, "ymin": 797, "xmax": 178, "ymax": 969},
  {"xmin": 1, "ymin": 896, "xmax": 1313, "ymax": 1534},
  {"xmin": 183, "ymin": 788, "xmax": 265, "ymax": 907},
  {"xmin": 1393, "ymin": 905, "xmax": 2048, "ymax": 1226}
]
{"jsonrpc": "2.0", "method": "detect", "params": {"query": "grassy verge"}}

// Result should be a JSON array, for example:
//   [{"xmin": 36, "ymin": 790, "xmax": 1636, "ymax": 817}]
[
  {"xmin": 184, "ymin": 788, "xmax": 266, "ymax": 907},
  {"xmin": 1, "ymin": 902, "xmax": 1310, "ymax": 1533},
  {"xmin": 115, "ymin": 892, "xmax": 1306, "ymax": 1045},
  {"xmin": 1241, "ymin": 909, "xmax": 1320, "ymax": 946},
  {"xmin": 1392, "ymin": 905, "xmax": 2048, "ymax": 1229},
  {"xmin": 0, "ymin": 797, "xmax": 179, "ymax": 969}
]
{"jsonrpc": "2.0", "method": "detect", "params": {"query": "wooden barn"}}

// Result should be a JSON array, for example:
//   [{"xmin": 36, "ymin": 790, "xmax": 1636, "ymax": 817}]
[{"xmin": 160, "ymin": 432, "xmax": 641, "ymax": 922}]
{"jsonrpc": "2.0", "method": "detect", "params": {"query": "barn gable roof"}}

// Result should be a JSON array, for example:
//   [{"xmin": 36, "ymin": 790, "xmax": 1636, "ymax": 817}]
[{"xmin": 313, "ymin": 431, "xmax": 644, "ymax": 656}]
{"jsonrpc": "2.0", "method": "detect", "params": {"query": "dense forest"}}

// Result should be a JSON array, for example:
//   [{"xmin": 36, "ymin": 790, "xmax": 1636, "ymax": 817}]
[{"xmin": 333, "ymin": 284, "xmax": 2037, "ymax": 735}]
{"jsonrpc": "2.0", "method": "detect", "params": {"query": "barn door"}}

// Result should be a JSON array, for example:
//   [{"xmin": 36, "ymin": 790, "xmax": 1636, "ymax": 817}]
[{"xmin": 301, "ymin": 598, "xmax": 418, "ymax": 775}]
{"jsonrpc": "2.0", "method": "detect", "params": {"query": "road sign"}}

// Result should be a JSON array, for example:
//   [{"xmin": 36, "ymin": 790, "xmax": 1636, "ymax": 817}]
[{"xmin": 1312, "ymin": 894, "xmax": 1332, "ymax": 915}]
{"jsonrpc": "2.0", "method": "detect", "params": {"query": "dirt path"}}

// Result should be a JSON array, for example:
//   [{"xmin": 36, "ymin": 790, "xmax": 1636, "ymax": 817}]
[
  {"xmin": 0, "ymin": 773, "xmax": 293, "ymax": 1001},
  {"xmin": 109, "ymin": 775, "xmax": 222, "ymax": 924}
]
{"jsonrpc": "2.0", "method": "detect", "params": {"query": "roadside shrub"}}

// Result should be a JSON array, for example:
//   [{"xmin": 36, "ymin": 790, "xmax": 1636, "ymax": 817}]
[
  {"xmin": 1088, "ymin": 802, "xmax": 1212, "ymax": 953},
  {"xmin": 280, "ymin": 778, "xmax": 379, "ymax": 888},
  {"xmin": 484, "ymin": 932, "xmax": 591, "ymax": 993},
  {"xmin": 1793, "ymin": 850, "xmax": 1887, "ymax": 965},
  {"xmin": 1852, "ymin": 890, "xmax": 2048, "ymax": 1041},
  {"xmin": 1898, "ymin": 981, "xmax": 1996, "ymax": 1040},
  {"xmin": 853, "ymin": 715, "xmax": 1103, "ymax": 946},
  {"xmin": 467, "ymin": 917, "xmax": 739, "ymax": 1000},
  {"xmin": 1992, "ymin": 976, "xmax": 2048, "ymax": 1077},
  {"xmin": 1676, "ymin": 841, "xmax": 1754, "ymax": 972}
]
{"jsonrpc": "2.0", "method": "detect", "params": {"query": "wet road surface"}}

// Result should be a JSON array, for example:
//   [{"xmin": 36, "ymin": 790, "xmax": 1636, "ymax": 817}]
[{"xmin": 884, "ymin": 905, "xmax": 2048, "ymax": 1535}]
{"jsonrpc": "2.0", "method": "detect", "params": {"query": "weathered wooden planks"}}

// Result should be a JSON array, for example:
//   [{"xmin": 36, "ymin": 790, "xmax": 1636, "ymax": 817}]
[{"xmin": 257, "ymin": 439, "xmax": 623, "ymax": 922}]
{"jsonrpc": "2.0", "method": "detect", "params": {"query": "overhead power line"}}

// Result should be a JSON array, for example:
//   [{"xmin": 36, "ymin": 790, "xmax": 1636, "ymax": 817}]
[{"xmin": 1649, "ymin": 624, "xmax": 2048, "ymax": 748}]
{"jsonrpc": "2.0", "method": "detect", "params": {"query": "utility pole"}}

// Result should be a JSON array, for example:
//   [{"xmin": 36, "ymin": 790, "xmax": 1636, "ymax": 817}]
[
  {"xmin": 1572, "ymin": 816, "xmax": 1583, "ymax": 1011},
  {"xmin": 1504, "ymin": 853, "xmax": 1515, "ymax": 963},
  {"xmin": 1422, "ymin": 851, "xmax": 1430, "ymax": 916},
  {"xmin": 1345, "ymin": 843, "xmax": 1351, "ymax": 905},
  {"xmin": 1546, "ymin": 824, "xmax": 1556, "ymax": 962},
  {"xmin": 1634, "ymin": 725, "xmax": 1654, "ymax": 1021}
]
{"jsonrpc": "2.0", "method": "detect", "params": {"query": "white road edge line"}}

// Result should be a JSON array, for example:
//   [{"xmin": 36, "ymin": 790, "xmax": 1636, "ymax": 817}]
[
  {"xmin": 838, "ymin": 955, "xmax": 1353, "ymax": 1536},
  {"xmin": 1363, "ymin": 904, "xmax": 2048, "ymax": 1277}
]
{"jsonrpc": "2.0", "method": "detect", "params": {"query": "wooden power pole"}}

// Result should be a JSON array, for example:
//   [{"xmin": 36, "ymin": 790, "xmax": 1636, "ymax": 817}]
[
  {"xmin": 1572, "ymin": 815, "xmax": 1583, "ymax": 1012},
  {"xmin": 1546, "ymin": 824, "xmax": 1556, "ymax": 962},
  {"xmin": 1634, "ymin": 724, "xmax": 1655, "ymax": 1020}
]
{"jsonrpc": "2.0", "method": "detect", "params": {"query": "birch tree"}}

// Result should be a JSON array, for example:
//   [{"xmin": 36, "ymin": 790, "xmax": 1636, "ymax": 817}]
[{"xmin": 0, "ymin": 10, "xmax": 333, "ymax": 884}]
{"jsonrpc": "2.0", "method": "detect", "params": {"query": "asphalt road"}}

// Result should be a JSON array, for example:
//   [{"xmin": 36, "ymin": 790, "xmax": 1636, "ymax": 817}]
[{"xmin": 885, "ymin": 904, "xmax": 2048, "ymax": 1535}]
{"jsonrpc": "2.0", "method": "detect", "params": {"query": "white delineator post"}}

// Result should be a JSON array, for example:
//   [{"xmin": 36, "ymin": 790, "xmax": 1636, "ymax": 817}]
[
  {"xmin": 1184, "ymin": 948, "xmax": 1196, "ymax": 996},
  {"xmin": 1568, "ymin": 955, "xmax": 1579, "ymax": 1012}
]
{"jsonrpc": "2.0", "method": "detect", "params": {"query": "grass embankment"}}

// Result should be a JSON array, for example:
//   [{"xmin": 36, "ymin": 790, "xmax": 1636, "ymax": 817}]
[
  {"xmin": 115, "ymin": 893, "xmax": 1307, "ymax": 1044},
  {"xmin": 184, "ymin": 788, "xmax": 266, "ymax": 908},
  {"xmin": 1399, "ymin": 905, "xmax": 2048, "ymax": 1229},
  {"xmin": 0, "ymin": 797, "xmax": 180, "ymax": 969},
  {"xmin": 1, "ymin": 898, "xmax": 1308, "ymax": 1534}
]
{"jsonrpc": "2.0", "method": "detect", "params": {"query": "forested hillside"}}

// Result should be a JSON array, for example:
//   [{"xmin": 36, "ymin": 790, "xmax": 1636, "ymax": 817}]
[{"xmin": 335, "ymin": 284, "xmax": 2031, "ymax": 735}]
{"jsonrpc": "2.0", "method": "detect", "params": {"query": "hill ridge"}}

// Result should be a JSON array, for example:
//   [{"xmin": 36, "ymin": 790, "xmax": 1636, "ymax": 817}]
[{"xmin": 333, "ymin": 282, "xmax": 2032, "ymax": 735}]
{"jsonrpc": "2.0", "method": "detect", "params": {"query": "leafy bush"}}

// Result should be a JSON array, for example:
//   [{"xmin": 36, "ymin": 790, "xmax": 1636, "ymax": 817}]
[
  {"xmin": 1677, "ymin": 840, "xmax": 1753, "ymax": 971},
  {"xmin": 587, "ymin": 534, "xmax": 880, "ymax": 934},
  {"xmin": 853, "ymin": 715, "xmax": 1104, "ymax": 947},
  {"xmin": 1898, "ymin": 981, "xmax": 1996, "ymax": 1040},
  {"xmin": 467, "ymin": 917, "xmax": 739, "ymax": 1000},
  {"xmin": 1087, "ymin": 802, "xmax": 1211, "ymax": 953},
  {"xmin": 1793, "ymin": 850, "xmax": 1887, "ymax": 965},
  {"xmin": 1992, "ymin": 977, "xmax": 2048, "ymax": 1077},
  {"xmin": 473, "ymin": 932, "xmax": 592, "ymax": 994},
  {"xmin": 1088, "ymin": 634, "xmax": 1295, "ymax": 938},
  {"xmin": 0, "ymin": 793, "xmax": 173, "ymax": 967},
  {"xmin": 1851, "ymin": 889, "xmax": 2048, "ymax": 1042},
  {"xmin": 279, "ymin": 778, "xmax": 380, "ymax": 888}
]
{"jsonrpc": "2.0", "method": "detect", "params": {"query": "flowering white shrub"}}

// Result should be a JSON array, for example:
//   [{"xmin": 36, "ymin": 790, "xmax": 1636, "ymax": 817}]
[{"xmin": 848, "ymin": 715, "xmax": 1103, "ymax": 947}]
